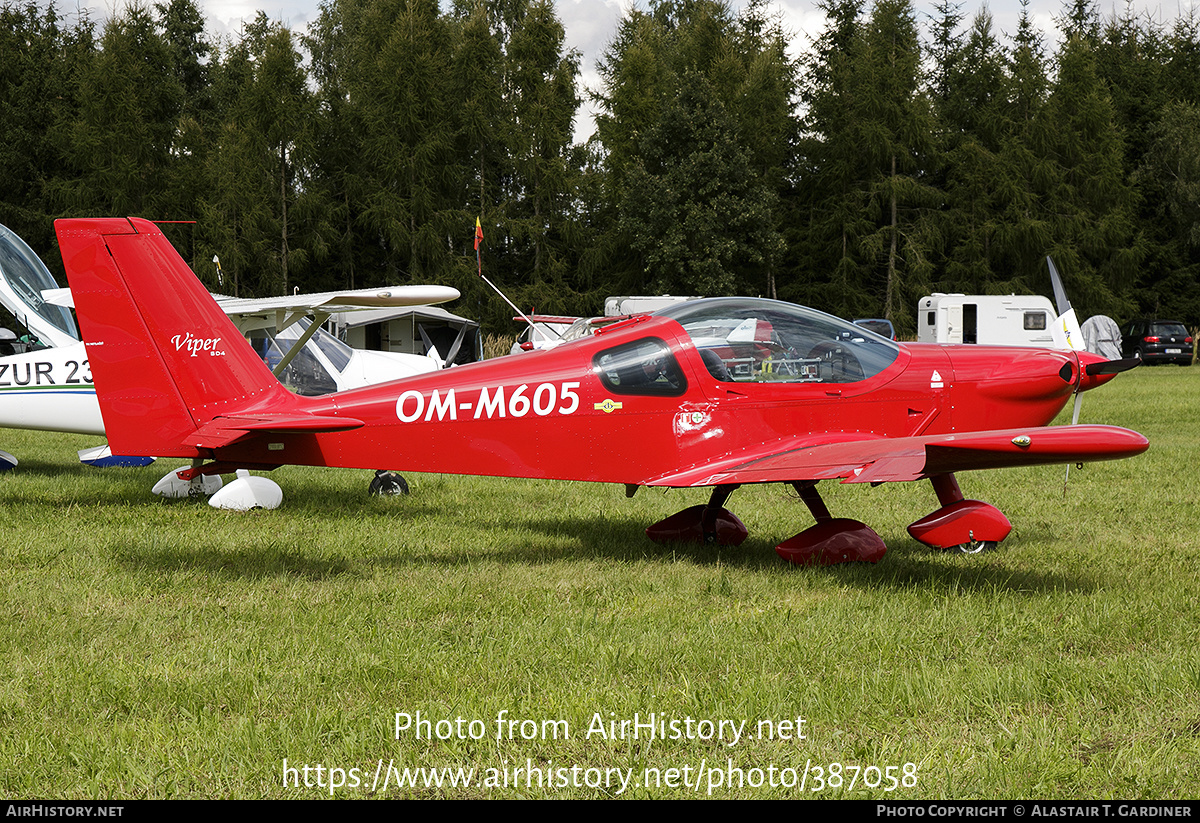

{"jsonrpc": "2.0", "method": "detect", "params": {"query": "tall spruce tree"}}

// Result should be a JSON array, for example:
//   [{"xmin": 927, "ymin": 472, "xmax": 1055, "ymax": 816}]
[
  {"xmin": 856, "ymin": 0, "xmax": 938, "ymax": 328},
  {"xmin": 503, "ymin": 0, "xmax": 580, "ymax": 292},
  {"xmin": 155, "ymin": 0, "xmax": 216, "ymax": 241},
  {"xmin": 797, "ymin": 0, "xmax": 936, "ymax": 329},
  {"xmin": 354, "ymin": 0, "xmax": 459, "ymax": 283},
  {"xmin": 64, "ymin": 2, "xmax": 183, "ymax": 218},
  {"xmin": 0, "ymin": 1, "xmax": 94, "ymax": 257},
  {"xmin": 618, "ymin": 74, "xmax": 782, "ymax": 296},
  {"xmin": 930, "ymin": 7, "xmax": 1012, "ymax": 293},
  {"xmin": 197, "ymin": 15, "xmax": 314, "ymax": 297},
  {"xmin": 200, "ymin": 27, "xmax": 273, "ymax": 296},
  {"xmin": 792, "ymin": 0, "xmax": 873, "ymax": 315},
  {"xmin": 983, "ymin": 0, "xmax": 1055, "ymax": 293},
  {"xmin": 1035, "ymin": 26, "xmax": 1141, "ymax": 317},
  {"xmin": 1134, "ymin": 100, "xmax": 1200, "ymax": 320},
  {"xmin": 594, "ymin": 0, "xmax": 793, "ymax": 298}
]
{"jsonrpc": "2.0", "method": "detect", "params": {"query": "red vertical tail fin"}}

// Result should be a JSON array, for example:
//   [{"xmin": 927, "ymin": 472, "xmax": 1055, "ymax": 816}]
[{"xmin": 55, "ymin": 217, "xmax": 295, "ymax": 458}]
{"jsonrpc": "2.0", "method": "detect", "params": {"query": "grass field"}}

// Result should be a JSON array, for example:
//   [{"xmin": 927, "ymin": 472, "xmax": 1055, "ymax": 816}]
[{"xmin": 1, "ymin": 365, "xmax": 1198, "ymax": 798}]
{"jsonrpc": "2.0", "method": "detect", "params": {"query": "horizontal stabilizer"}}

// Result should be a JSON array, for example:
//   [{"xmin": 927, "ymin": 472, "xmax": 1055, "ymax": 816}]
[
  {"xmin": 191, "ymin": 414, "xmax": 365, "ymax": 449},
  {"xmin": 77, "ymin": 444, "xmax": 156, "ymax": 468}
]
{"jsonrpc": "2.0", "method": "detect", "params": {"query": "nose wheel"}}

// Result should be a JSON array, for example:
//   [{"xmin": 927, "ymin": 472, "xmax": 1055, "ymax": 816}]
[{"xmin": 908, "ymin": 474, "xmax": 1011, "ymax": 551}]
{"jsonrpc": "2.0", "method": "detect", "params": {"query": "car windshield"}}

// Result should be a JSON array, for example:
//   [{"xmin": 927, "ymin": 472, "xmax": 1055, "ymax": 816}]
[
  {"xmin": 657, "ymin": 297, "xmax": 900, "ymax": 384},
  {"xmin": 854, "ymin": 319, "xmax": 894, "ymax": 338}
]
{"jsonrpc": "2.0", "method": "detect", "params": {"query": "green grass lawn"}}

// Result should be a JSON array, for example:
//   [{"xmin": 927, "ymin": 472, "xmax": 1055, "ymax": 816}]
[{"xmin": 1, "ymin": 365, "xmax": 1198, "ymax": 798}]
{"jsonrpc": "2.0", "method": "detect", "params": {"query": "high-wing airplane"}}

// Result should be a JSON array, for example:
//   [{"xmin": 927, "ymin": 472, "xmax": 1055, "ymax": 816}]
[
  {"xmin": 57, "ymin": 217, "xmax": 1148, "ymax": 563},
  {"xmin": 0, "ymin": 221, "xmax": 458, "ymax": 486}
]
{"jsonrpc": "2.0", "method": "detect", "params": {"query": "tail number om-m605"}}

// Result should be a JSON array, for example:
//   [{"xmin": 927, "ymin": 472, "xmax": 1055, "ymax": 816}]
[{"xmin": 396, "ymin": 382, "xmax": 581, "ymax": 423}]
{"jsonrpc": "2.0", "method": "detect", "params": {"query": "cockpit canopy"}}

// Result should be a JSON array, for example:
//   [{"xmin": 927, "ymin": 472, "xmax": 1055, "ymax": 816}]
[
  {"xmin": 0, "ymin": 223, "xmax": 79, "ymax": 348},
  {"xmin": 657, "ymin": 297, "xmax": 900, "ymax": 384}
]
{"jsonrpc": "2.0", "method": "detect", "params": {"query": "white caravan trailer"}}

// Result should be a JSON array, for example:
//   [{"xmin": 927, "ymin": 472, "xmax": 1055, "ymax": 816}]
[
  {"xmin": 917, "ymin": 293, "xmax": 1057, "ymax": 347},
  {"xmin": 604, "ymin": 295, "xmax": 699, "ymax": 316}
]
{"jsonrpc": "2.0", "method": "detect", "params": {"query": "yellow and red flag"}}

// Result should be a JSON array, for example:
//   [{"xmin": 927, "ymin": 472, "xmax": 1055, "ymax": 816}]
[{"xmin": 474, "ymin": 217, "xmax": 483, "ymax": 251}]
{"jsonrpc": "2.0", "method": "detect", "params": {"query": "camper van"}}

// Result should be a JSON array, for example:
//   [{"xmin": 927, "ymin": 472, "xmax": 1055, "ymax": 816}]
[
  {"xmin": 917, "ymin": 293, "xmax": 1057, "ymax": 348},
  {"xmin": 603, "ymin": 295, "xmax": 699, "ymax": 316}
]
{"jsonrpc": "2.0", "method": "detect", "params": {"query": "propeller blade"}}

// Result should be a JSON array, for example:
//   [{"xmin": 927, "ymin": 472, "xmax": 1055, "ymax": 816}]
[
  {"xmin": 1085, "ymin": 356, "xmax": 1140, "ymax": 376},
  {"xmin": 1051, "ymin": 306, "xmax": 1085, "ymax": 351},
  {"xmin": 443, "ymin": 322, "xmax": 468, "ymax": 366},
  {"xmin": 417, "ymin": 324, "xmax": 445, "ymax": 369},
  {"xmin": 1047, "ymin": 256, "xmax": 1071, "ymax": 316},
  {"xmin": 1046, "ymin": 256, "xmax": 1085, "ymax": 352},
  {"xmin": 418, "ymin": 324, "xmax": 439, "ymax": 358}
]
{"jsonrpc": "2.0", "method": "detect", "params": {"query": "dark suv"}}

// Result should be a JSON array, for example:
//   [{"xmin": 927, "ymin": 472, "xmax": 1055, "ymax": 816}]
[{"xmin": 1121, "ymin": 319, "xmax": 1194, "ymax": 365}]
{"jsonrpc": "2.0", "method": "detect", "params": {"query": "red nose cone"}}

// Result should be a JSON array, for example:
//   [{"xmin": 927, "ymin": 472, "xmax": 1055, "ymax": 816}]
[{"xmin": 1075, "ymin": 350, "xmax": 1120, "ymax": 393}]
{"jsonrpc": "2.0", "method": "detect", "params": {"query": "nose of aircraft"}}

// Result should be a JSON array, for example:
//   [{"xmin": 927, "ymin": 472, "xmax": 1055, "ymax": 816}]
[
  {"xmin": 907, "ymin": 343, "xmax": 1136, "ymax": 431},
  {"xmin": 1075, "ymin": 349, "xmax": 1130, "ymax": 393},
  {"xmin": 963, "ymin": 346, "xmax": 1078, "ymax": 402},
  {"xmin": 932, "ymin": 345, "xmax": 1088, "ymax": 429}
]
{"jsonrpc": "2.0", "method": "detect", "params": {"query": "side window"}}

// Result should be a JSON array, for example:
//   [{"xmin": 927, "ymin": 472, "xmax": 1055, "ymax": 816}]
[
  {"xmin": 593, "ymin": 337, "xmax": 687, "ymax": 396},
  {"xmin": 1024, "ymin": 311, "xmax": 1048, "ymax": 331}
]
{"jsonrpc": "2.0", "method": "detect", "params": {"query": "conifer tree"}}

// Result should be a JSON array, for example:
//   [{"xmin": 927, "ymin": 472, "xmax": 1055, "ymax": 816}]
[
  {"xmin": 355, "ymin": 0, "xmax": 458, "ymax": 282},
  {"xmin": 931, "ymin": 8, "xmax": 1010, "ymax": 292},
  {"xmin": 1134, "ymin": 101, "xmax": 1200, "ymax": 320},
  {"xmin": 618, "ymin": 74, "xmax": 782, "ymax": 296},
  {"xmin": 65, "ymin": 3, "xmax": 183, "ymax": 218},
  {"xmin": 985, "ymin": 0, "xmax": 1054, "ymax": 292},
  {"xmin": 1035, "ymin": 26, "xmax": 1141, "ymax": 317},
  {"xmin": 155, "ymin": 0, "xmax": 216, "ymax": 236},
  {"xmin": 594, "ymin": 0, "xmax": 793, "ymax": 298},
  {"xmin": 792, "ymin": 0, "xmax": 873, "ymax": 315},
  {"xmin": 797, "ymin": 0, "xmax": 936, "ymax": 329},
  {"xmin": 0, "ymin": 2, "xmax": 94, "ymax": 257},
  {"xmin": 503, "ymin": 0, "xmax": 580, "ymax": 290},
  {"xmin": 856, "ymin": 0, "xmax": 939, "ymax": 327}
]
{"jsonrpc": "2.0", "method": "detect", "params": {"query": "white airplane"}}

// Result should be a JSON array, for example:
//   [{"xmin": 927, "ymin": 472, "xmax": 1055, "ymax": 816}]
[{"xmin": 0, "ymin": 222, "xmax": 459, "ymax": 502}]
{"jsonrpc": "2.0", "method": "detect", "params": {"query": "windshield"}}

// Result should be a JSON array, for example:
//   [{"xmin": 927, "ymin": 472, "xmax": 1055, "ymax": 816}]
[
  {"xmin": 657, "ymin": 297, "xmax": 900, "ymax": 384},
  {"xmin": 248, "ymin": 317, "xmax": 351, "ymax": 396},
  {"xmin": 276, "ymin": 317, "xmax": 353, "ymax": 373},
  {"xmin": 0, "ymin": 223, "xmax": 78, "ymax": 340}
]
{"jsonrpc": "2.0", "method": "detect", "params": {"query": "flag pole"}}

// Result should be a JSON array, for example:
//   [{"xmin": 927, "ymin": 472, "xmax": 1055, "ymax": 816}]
[{"xmin": 474, "ymin": 217, "xmax": 535, "ymax": 331}]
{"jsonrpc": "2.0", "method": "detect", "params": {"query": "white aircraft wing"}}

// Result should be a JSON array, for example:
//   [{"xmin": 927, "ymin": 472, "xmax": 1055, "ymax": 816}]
[
  {"xmin": 214, "ymin": 284, "xmax": 459, "ymax": 315},
  {"xmin": 45, "ymin": 283, "xmax": 462, "ymax": 336}
]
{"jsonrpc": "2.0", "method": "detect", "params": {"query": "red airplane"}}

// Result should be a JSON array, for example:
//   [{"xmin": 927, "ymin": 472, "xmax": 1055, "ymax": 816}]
[{"xmin": 55, "ymin": 217, "xmax": 1149, "ymax": 564}]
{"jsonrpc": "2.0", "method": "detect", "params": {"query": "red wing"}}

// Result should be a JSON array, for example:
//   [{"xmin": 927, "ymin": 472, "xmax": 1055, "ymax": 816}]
[{"xmin": 643, "ymin": 425, "xmax": 1148, "ymax": 488}]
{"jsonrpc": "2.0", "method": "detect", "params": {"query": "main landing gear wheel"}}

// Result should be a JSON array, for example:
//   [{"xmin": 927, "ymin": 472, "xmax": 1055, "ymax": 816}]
[
  {"xmin": 908, "ymin": 475, "xmax": 1012, "ymax": 553},
  {"xmin": 950, "ymin": 540, "xmax": 998, "ymax": 554},
  {"xmin": 645, "ymin": 485, "xmax": 749, "ymax": 547}
]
